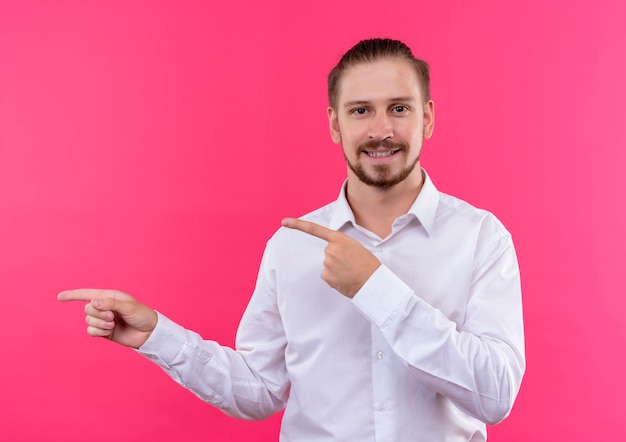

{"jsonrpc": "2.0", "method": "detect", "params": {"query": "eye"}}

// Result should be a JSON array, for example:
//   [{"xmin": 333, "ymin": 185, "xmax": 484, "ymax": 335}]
[
  {"xmin": 351, "ymin": 107, "xmax": 368, "ymax": 116},
  {"xmin": 391, "ymin": 105, "xmax": 409, "ymax": 113}
]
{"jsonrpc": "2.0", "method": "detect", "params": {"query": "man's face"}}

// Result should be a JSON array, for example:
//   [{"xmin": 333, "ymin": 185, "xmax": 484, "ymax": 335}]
[{"xmin": 328, "ymin": 58, "xmax": 434, "ymax": 189}]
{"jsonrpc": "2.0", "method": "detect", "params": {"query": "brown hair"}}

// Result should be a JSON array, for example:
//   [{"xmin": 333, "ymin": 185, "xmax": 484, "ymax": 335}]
[{"xmin": 327, "ymin": 38, "xmax": 431, "ymax": 109}]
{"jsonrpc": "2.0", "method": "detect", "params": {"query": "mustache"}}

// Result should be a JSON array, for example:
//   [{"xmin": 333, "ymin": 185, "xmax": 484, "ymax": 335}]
[{"xmin": 358, "ymin": 139, "xmax": 408, "ymax": 151}]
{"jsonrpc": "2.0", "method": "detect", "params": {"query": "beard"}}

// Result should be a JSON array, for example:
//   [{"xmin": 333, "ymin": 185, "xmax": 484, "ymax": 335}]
[{"xmin": 345, "ymin": 139, "xmax": 420, "ymax": 189}]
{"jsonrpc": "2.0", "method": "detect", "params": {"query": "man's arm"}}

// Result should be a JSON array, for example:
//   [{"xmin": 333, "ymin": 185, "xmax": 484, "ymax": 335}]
[
  {"xmin": 281, "ymin": 217, "xmax": 525, "ymax": 424},
  {"xmin": 58, "ymin": 282, "xmax": 289, "ymax": 420}
]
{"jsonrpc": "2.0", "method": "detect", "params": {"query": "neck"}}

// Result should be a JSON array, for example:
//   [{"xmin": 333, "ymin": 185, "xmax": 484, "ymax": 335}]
[{"xmin": 346, "ymin": 168, "xmax": 424, "ymax": 238}]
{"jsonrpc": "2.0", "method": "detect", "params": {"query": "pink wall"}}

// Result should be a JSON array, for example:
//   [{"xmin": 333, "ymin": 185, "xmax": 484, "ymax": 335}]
[{"xmin": 1, "ymin": 0, "xmax": 625, "ymax": 440}]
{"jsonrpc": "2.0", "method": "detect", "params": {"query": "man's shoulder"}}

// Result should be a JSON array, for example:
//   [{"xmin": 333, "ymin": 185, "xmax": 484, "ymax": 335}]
[
  {"xmin": 436, "ymin": 191, "xmax": 510, "ymax": 238},
  {"xmin": 268, "ymin": 199, "xmax": 338, "ymax": 246},
  {"xmin": 437, "ymin": 191, "xmax": 486, "ymax": 217},
  {"xmin": 297, "ymin": 200, "xmax": 338, "ymax": 226}
]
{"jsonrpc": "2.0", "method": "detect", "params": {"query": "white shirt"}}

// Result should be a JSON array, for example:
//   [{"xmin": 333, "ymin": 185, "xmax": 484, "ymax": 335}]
[{"xmin": 138, "ymin": 171, "xmax": 525, "ymax": 441}]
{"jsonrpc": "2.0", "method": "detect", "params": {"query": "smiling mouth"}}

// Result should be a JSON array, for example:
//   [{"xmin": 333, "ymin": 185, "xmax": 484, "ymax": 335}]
[{"xmin": 364, "ymin": 149, "xmax": 401, "ymax": 158}]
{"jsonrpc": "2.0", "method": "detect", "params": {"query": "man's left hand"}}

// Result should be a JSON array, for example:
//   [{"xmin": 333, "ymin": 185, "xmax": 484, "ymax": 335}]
[{"xmin": 281, "ymin": 217, "xmax": 381, "ymax": 298}]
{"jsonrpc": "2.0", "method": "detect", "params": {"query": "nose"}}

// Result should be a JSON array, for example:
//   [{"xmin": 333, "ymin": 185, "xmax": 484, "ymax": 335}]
[{"xmin": 368, "ymin": 112, "xmax": 393, "ymax": 139}]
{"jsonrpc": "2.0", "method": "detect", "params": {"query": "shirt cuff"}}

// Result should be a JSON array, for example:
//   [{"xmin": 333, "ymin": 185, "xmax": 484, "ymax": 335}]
[
  {"xmin": 136, "ymin": 311, "xmax": 186, "ymax": 366},
  {"xmin": 351, "ymin": 264, "xmax": 414, "ymax": 327}
]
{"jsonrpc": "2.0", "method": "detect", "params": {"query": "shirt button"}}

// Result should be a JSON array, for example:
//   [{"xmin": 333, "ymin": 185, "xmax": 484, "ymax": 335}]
[
  {"xmin": 378, "ymin": 402, "xmax": 387, "ymax": 412},
  {"xmin": 375, "ymin": 245, "xmax": 384, "ymax": 253},
  {"xmin": 377, "ymin": 351, "xmax": 385, "ymax": 359}
]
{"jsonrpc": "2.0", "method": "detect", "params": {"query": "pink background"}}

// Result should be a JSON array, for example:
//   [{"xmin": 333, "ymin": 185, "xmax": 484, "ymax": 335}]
[{"xmin": 1, "ymin": 0, "xmax": 625, "ymax": 440}]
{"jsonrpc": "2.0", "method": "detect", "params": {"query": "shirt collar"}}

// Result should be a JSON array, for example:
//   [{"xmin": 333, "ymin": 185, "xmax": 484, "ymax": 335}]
[
  {"xmin": 407, "ymin": 169, "xmax": 439, "ymax": 236},
  {"xmin": 328, "ymin": 169, "xmax": 440, "ymax": 236},
  {"xmin": 329, "ymin": 182, "xmax": 356, "ymax": 231}
]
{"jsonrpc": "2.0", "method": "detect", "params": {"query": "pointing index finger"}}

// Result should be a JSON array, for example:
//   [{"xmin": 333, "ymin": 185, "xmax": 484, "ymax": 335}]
[
  {"xmin": 57, "ymin": 289, "xmax": 121, "ymax": 303},
  {"xmin": 281, "ymin": 218, "xmax": 337, "ymax": 242}
]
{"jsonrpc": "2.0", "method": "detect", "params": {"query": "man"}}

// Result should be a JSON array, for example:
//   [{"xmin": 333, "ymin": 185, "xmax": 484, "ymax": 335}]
[{"xmin": 59, "ymin": 38, "xmax": 525, "ymax": 441}]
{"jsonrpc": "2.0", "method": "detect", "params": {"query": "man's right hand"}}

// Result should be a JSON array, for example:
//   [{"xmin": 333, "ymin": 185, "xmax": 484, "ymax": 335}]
[{"xmin": 58, "ymin": 289, "xmax": 157, "ymax": 349}]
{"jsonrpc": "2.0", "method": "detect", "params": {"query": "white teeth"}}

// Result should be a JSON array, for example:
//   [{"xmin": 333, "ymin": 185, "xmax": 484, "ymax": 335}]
[{"xmin": 366, "ymin": 150, "xmax": 397, "ymax": 157}]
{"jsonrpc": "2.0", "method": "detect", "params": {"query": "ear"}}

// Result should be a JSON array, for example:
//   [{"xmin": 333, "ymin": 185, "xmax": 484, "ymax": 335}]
[
  {"xmin": 327, "ymin": 107, "xmax": 342, "ymax": 144},
  {"xmin": 422, "ymin": 100, "xmax": 435, "ymax": 140}
]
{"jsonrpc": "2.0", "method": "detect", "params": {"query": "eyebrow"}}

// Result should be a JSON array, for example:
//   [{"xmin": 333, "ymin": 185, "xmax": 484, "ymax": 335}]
[{"xmin": 343, "ymin": 96, "xmax": 417, "ymax": 108}]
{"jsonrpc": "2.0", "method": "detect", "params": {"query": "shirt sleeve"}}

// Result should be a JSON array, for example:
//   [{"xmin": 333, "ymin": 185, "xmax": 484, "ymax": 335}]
[
  {"xmin": 136, "ymin": 253, "xmax": 289, "ymax": 420},
  {"xmin": 351, "ymin": 221, "xmax": 525, "ymax": 425}
]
